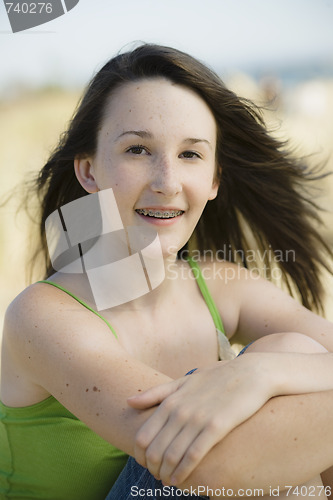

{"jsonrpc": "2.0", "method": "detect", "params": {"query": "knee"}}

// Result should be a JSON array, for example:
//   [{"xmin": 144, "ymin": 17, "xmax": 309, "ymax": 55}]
[{"xmin": 245, "ymin": 332, "xmax": 327, "ymax": 354}]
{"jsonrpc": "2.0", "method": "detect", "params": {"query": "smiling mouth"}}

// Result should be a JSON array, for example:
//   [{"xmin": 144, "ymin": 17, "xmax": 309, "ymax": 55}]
[{"xmin": 135, "ymin": 209, "xmax": 184, "ymax": 219}]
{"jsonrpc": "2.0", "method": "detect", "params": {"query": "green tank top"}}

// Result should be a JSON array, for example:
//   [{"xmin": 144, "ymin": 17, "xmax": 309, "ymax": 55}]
[
  {"xmin": 0, "ymin": 257, "xmax": 227, "ymax": 499},
  {"xmin": 0, "ymin": 397, "xmax": 127, "ymax": 499}
]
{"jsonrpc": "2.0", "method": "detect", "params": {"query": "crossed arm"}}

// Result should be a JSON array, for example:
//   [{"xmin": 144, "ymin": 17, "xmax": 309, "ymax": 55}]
[
  {"xmin": 3, "ymin": 271, "xmax": 333, "ymax": 495},
  {"xmin": 129, "ymin": 338, "xmax": 333, "ymax": 491},
  {"xmin": 127, "ymin": 268, "xmax": 333, "ymax": 490}
]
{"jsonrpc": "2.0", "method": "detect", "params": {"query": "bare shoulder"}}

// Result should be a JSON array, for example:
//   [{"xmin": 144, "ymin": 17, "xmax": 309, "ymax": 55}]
[
  {"xmin": 4, "ymin": 281, "xmax": 113, "ymax": 349},
  {"xmin": 2, "ymin": 282, "xmax": 115, "ymax": 405},
  {"xmin": 198, "ymin": 259, "xmax": 333, "ymax": 349},
  {"xmin": 2, "ymin": 281, "xmax": 171, "ymax": 454},
  {"xmin": 4, "ymin": 282, "xmax": 58, "ymax": 346},
  {"xmin": 197, "ymin": 258, "xmax": 293, "ymax": 308}
]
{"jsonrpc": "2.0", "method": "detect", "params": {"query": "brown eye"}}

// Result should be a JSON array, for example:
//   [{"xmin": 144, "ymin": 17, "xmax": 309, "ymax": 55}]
[
  {"xmin": 180, "ymin": 151, "xmax": 201, "ymax": 159},
  {"xmin": 126, "ymin": 145, "xmax": 149, "ymax": 155}
]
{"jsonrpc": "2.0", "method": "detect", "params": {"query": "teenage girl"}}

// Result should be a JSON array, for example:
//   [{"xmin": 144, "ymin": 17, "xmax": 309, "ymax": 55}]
[{"xmin": 1, "ymin": 44, "xmax": 333, "ymax": 500}]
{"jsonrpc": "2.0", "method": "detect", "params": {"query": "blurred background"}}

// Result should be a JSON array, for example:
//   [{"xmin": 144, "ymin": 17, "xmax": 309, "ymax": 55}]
[{"xmin": 0, "ymin": 0, "xmax": 333, "ymax": 340}]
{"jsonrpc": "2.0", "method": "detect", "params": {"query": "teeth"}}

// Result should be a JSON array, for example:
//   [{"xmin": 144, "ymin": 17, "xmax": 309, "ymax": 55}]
[{"xmin": 136, "ymin": 209, "xmax": 183, "ymax": 218}]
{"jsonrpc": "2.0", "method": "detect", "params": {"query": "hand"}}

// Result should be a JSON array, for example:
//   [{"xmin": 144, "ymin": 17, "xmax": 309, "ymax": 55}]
[{"xmin": 127, "ymin": 354, "xmax": 276, "ymax": 486}]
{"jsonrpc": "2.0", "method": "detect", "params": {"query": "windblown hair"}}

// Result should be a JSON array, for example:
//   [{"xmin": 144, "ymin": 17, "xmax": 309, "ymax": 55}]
[{"xmin": 32, "ymin": 43, "xmax": 331, "ymax": 311}]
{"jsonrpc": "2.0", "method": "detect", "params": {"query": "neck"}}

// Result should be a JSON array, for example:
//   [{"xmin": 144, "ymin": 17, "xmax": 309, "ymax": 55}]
[
  {"xmin": 106, "ymin": 254, "xmax": 186, "ymax": 312},
  {"xmin": 52, "ymin": 254, "xmax": 189, "ymax": 313}
]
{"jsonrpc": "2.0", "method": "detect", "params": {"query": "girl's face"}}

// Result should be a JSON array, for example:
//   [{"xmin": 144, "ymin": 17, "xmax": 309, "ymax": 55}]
[{"xmin": 75, "ymin": 78, "xmax": 218, "ymax": 258}]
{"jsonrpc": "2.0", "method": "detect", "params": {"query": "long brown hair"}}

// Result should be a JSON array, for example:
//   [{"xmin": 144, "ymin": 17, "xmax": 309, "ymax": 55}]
[{"xmin": 31, "ymin": 43, "xmax": 332, "ymax": 311}]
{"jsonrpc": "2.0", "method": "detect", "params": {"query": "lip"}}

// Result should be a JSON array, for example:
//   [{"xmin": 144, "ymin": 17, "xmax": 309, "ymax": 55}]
[{"xmin": 135, "ymin": 207, "xmax": 185, "ymax": 226}]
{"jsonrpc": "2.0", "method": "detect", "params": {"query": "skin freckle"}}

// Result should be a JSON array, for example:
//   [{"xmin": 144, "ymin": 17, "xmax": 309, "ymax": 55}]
[
  {"xmin": 294, "ymin": 437, "xmax": 298, "ymax": 441},
  {"xmin": 66, "ymin": 384, "xmax": 69, "ymax": 387},
  {"xmin": 86, "ymin": 388, "xmax": 89, "ymax": 392},
  {"xmin": 96, "ymin": 413, "xmax": 99, "ymax": 417}
]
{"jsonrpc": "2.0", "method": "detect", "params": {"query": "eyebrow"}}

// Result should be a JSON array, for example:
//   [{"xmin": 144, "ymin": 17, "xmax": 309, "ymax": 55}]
[
  {"xmin": 116, "ymin": 130, "xmax": 152, "ymax": 140},
  {"xmin": 183, "ymin": 138, "xmax": 212, "ymax": 149},
  {"xmin": 116, "ymin": 130, "xmax": 212, "ymax": 149}
]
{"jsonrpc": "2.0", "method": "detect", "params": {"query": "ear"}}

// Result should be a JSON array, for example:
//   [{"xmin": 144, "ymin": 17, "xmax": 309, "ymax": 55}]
[
  {"xmin": 74, "ymin": 157, "xmax": 99, "ymax": 193},
  {"xmin": 208, "ymin": 179, "xmax": 219, "ymax": 201}
]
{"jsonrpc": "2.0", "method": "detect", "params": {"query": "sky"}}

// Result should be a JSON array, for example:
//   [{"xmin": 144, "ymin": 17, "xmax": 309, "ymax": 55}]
[{"xmin": 0, "ymin": 0, "xmax": 333, "ymax": 93}]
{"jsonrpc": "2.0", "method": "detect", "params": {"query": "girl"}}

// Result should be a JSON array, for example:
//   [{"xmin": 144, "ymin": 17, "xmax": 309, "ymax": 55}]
[{"xmin": 1, "ymin": 44, "xmax": 333, "ymax": 500}]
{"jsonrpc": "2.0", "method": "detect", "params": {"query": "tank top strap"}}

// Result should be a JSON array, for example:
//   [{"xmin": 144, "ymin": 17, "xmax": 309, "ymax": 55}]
[
  {"xmin": 186, "ymin": 257, "xmax": 226, "ymax": 335},
  {"xmin": 37, "ymin": 280, "xmax": 118, "ymax": 340}
]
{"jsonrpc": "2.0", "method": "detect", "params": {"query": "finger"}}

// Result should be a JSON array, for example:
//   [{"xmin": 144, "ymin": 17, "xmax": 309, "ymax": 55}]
[
  {"xmin": 169, "ymin": 424, "xmax": 226, "ymax": 486},
  {"xmin": 158, "ymin": 423, "xmax": 205, "ymax": 485},
  {"xmin": 144, "ymin": 418, "xmax": 186, "ymax": 479},
  {"xmin": 170, "ymin": 406, "xmax": 256, "ymax": 486},
  {"xmin": 127, "ymin": 379, "xmax": 181, "ymax": 409},
  {"xmin": 148, "ymin": 405, "xmax": 208, "ymax": 482},
  {"xmin": 142, "ymin": 399, "xmax": 200, "ymax": 479},
  {"xmin": 134, "ymin": 403, "xmax": 172, "ymax": 467}
]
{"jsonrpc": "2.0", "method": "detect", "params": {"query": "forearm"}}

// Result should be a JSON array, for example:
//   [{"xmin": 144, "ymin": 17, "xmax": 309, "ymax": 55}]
[
  {"xmin": 181, "ymin": 390, "xmax": 333, "ymax": 494},
  {"xmin": 277, "ymin": 352, "xmax": 333, "ymax": 395},
  {"xmin": 131, "ymin": 333, "xmax": 333, "ymax": 489},
  {"xmin": 243, "ymin": 334, "xmax": 333, "ymax": 397}
]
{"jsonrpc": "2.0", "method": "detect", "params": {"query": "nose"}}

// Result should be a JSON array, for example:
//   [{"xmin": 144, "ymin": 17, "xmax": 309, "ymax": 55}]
[{"xmin": 150, "ymin": 155, "xmax": 182, "ymax": 197}]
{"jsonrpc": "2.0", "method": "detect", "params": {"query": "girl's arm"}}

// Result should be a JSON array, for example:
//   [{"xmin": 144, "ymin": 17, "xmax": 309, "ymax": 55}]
[
  {"xmin": 130, "ymin": 342, "xmax": 333, "ymax": 486},
  {"xmin": 1, "ymin": 284, "xmax": 172, "ymax": 454},
  {"xmin": 3, "ymin": 282, "xmax": 333, "ymax": 495},
  {"xmin": 181, "ymin": 390, "xmax": 333, "ymax": 495},
  {"xmin": 129, "ymin": 263, "xmax": 333, "ymax": 487}
]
